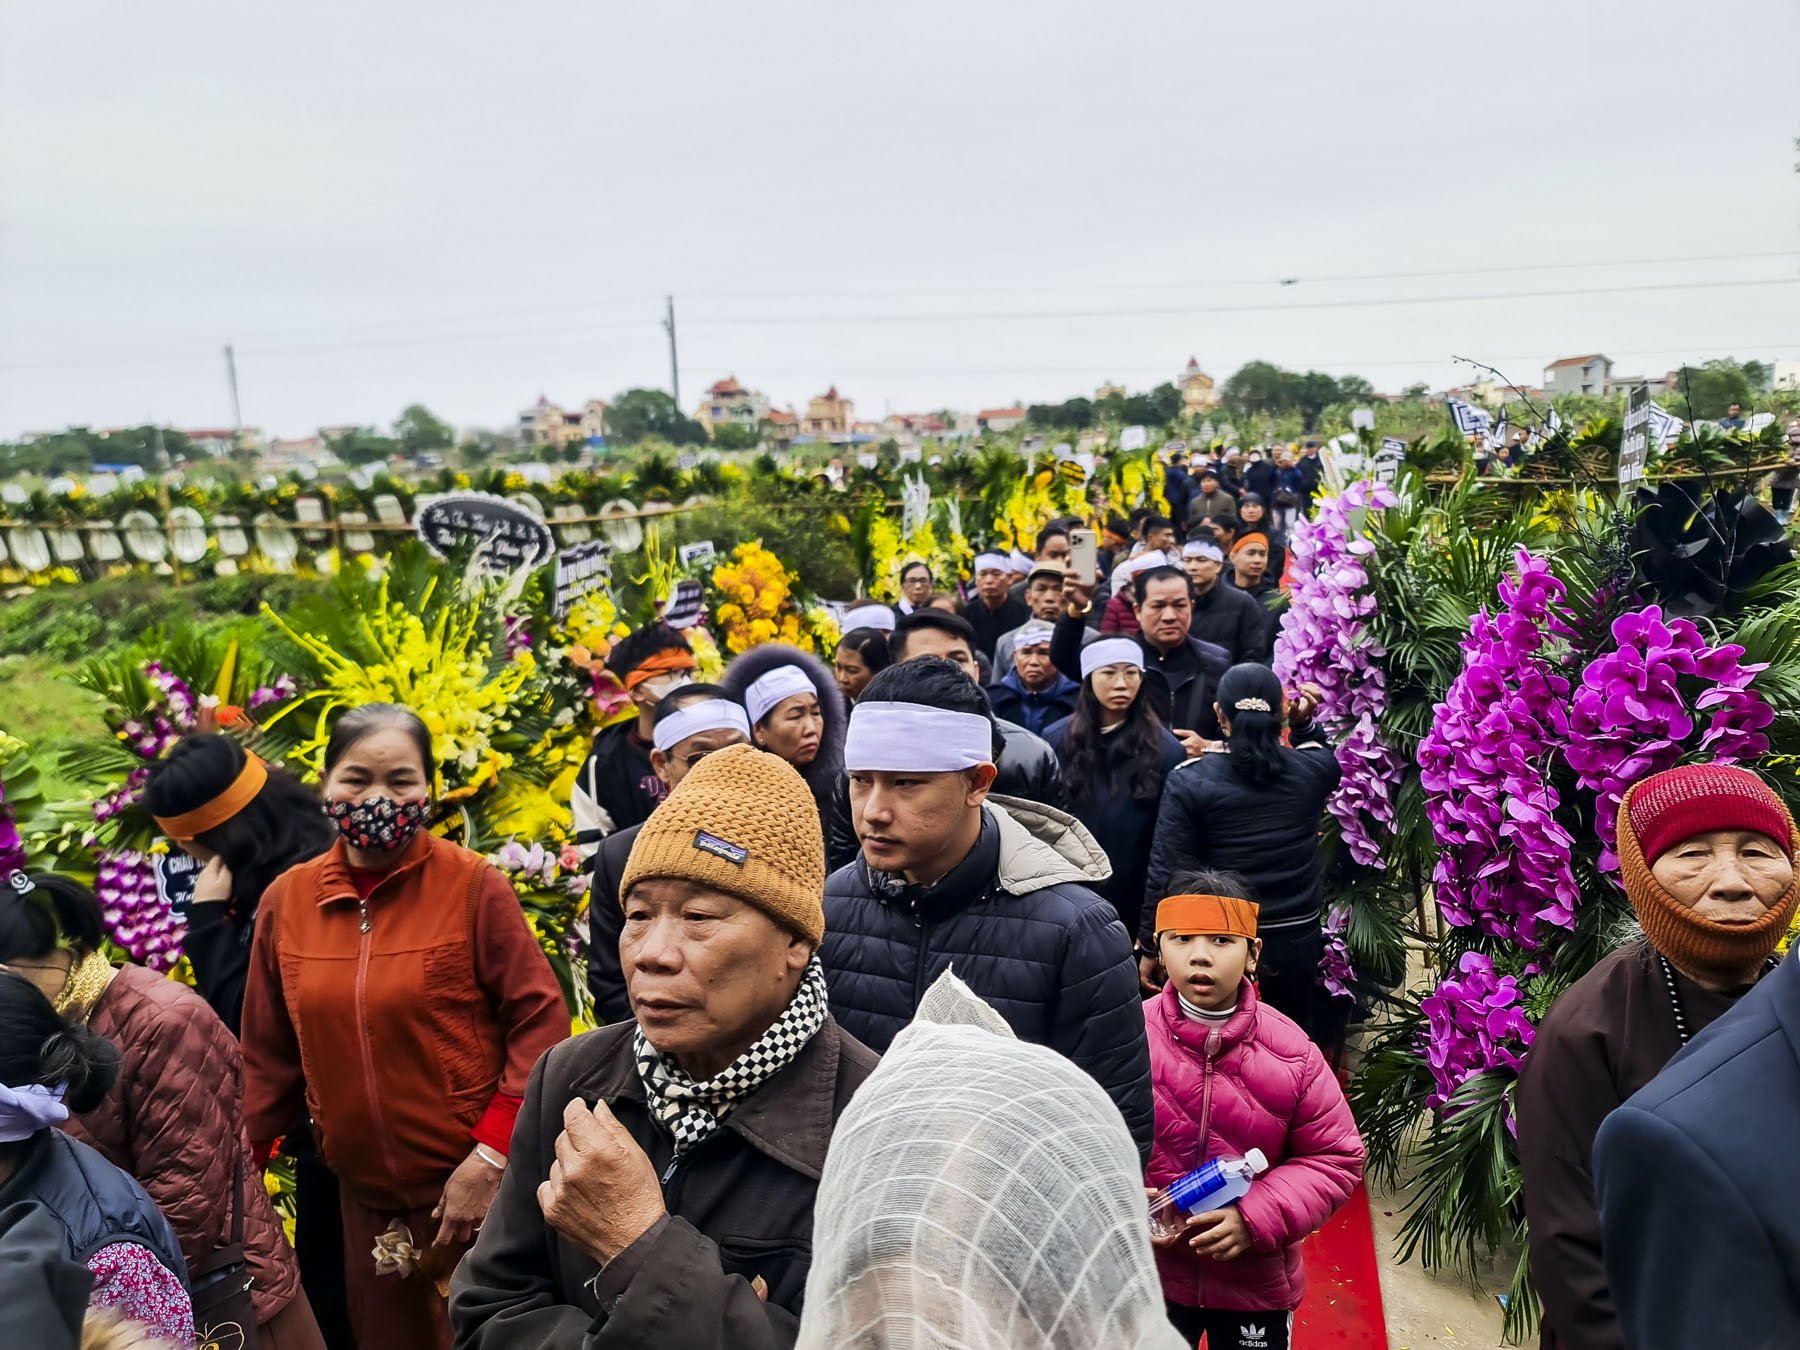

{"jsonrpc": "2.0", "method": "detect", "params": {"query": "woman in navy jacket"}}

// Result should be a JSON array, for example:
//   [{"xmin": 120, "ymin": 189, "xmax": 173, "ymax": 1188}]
[{"xmin": 1139, "ymin": 663, "xmax": 1336, "ymax": 1043}]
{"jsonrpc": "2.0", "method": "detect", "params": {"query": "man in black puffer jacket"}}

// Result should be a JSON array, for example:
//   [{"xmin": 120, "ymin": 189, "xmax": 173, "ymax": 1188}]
[
  {"xmin": 825, "ymin": 611, "xmax": 1065, "ymax": 870},
  {"xmin": 820, "ymin": 659, "xmax": 1153, "ymax": 1161}
]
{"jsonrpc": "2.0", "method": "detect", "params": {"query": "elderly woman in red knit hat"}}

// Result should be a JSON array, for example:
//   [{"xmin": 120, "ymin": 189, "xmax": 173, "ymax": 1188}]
[{"xmin": 1515, "ymin": 763, "xmax": 1798, "ymax": 1350}]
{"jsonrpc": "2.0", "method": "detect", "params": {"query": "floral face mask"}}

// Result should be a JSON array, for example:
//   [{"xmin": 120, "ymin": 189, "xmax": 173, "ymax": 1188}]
[{"xmin": 324, "ymin": 796, "xmax": 427, "ymax": 851}]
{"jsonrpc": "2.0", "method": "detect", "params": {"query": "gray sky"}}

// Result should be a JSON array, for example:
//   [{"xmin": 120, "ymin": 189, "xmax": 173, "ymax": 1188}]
[{"xmin": 3, "ymin": 0, "xmax": 1797, "ymax": 440}]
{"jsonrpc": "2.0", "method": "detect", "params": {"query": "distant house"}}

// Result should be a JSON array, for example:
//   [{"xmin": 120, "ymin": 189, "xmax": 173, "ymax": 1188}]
[
  {"xmin": 1095, "ymin": 381, "xmax": 1127, "ymax": 401},
  {"xmin": 520, "ymin": 396, "xmax": 607, "ymax": 449},
  {"xmin": 802, "ymin": 386, "xmax": 855, "ymax": 437},
  {"xmin": 182, "ymin": 428, "xmax": 241, "ymax": 457},
  {"xmin": 1543, "ymin": 354, "xmax": 1614, "ymax": 397},
  {"xmin": 1180, "ymin": 357, "xmax": 1220, "ymax": 414},
  {"xmin": 766, "ymin": 407, "xmax": 800, "ymax": 443},
  {"xmin": 694, "ymin": 375, "xmax": 770, "ymax": 436},
  {"xmin": 977, "ymin": 407, "xmax": 1027, "ymax": 433}
]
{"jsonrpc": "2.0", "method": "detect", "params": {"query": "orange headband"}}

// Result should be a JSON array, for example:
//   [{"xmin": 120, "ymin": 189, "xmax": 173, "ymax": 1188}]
[
  {"xmin": 1229, "ymin": 534, "xmax": 1265, "ymax": 559},
  {"xmin": 1155, "ymin": 893, "xmax": 1260, "ymax": 939},
  {"xmin": 623, "ymin": 648, "xmax": 698, "ymax": 691},
  {"xmin": 152, "ymin": 754, "xmax": 267, "ymax": 841}
]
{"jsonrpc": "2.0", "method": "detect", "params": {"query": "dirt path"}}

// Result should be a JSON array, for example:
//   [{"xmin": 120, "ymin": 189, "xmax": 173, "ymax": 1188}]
[{"xmin": 1367, "ymin": 1182, "xmax": 1510, "ymax": 1349}]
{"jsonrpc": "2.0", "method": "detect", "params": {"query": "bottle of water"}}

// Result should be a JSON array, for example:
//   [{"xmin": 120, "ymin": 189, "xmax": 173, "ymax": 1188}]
[{"xmin": 1147, "ymin": 1149, "xmax": 1269, "ymax": 1242}]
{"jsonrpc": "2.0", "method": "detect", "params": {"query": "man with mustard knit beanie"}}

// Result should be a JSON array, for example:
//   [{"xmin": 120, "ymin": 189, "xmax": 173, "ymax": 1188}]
[{"xmin": 453, "ymin": 744, "xmax": 878, "ymax": 1349}]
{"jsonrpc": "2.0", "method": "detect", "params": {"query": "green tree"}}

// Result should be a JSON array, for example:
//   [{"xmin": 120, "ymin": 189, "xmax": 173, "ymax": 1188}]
[
  {"xmin": 1336, "ymin": 375, "xmax": 1376, "ymax": 402},
  {"xmin": 392, "ymin": 404, "xmax": 453, "ymax": 456},
  {"xmin": 1671, "ymin": 359, "xmax": 1761, "ymax": 419},
  {"xmin": 325, "ymin": 426, "xmax": 400, "ymax": 466},
  {"xmin": 603, "ymin": 389, "xmax": 708, "ymax": 446},
  {"xmin": 710, "ymin": 421, "xmax": 762, "ymax": 451},
  {"xmin": 1027, "ymin": 397, "xmax": 1094, "ymax": 430}
]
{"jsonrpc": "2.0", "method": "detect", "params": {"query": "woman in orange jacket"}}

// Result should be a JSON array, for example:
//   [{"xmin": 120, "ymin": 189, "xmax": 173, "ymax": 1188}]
[{"xmin": 240, "ymin": 703, "xmax": 568, "ymax": 1350}]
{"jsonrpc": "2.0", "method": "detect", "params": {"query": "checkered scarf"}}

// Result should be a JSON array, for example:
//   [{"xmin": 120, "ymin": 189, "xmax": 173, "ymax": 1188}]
[{"xmin": 633, "ymin": 955, "xmax": 830, "ymax": 1156}]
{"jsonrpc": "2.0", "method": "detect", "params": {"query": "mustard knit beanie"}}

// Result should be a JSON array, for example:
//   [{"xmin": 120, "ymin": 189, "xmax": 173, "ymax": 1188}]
[{"xmin": 619, "ymin": 743, "xmax": 826, "ymax": 944}]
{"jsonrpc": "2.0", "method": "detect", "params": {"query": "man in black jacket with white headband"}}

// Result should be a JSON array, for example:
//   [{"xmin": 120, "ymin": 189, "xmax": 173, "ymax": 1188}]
[{"xmin": 818, "ymin": 658, "xmax": 1154, "ymax": 1160}]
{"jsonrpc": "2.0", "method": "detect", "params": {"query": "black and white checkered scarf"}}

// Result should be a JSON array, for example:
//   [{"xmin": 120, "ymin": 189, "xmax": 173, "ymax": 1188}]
[{"xmin": 632, "ymin": 955, "xmax": 830, "ymax": 1156}]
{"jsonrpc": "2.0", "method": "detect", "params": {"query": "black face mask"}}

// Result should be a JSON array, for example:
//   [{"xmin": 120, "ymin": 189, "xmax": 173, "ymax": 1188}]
[{"xmin": 324, "ymin": 796, "xmax": 427, "ymax": 851}]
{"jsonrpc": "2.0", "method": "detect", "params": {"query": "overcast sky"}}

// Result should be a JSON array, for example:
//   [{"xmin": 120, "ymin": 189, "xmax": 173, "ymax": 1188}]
[{"xmin": 3, "ymin": 0, "xmax": 1797, "ymax": 439}]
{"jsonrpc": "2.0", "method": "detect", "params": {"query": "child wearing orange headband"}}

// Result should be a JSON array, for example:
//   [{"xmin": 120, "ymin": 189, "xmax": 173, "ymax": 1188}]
[{"xmin": 1143, "ymin": 869, "xmax": 1364, "ymax": 1349}]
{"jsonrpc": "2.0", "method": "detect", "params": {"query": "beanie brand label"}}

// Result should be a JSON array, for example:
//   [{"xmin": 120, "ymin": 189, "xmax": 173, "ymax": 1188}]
[{"xmin": 693, "ymin": 830, "xmax": 748, "ymax": 867}]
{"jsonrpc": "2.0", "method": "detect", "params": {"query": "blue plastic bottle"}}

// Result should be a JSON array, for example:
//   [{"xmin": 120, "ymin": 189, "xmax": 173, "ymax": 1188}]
[{"xmin": 1147, "ymin": 1148, "xmax": 1269, "ymax": 1241}]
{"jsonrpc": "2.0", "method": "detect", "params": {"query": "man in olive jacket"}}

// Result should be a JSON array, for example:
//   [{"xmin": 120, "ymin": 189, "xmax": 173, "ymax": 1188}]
[{"xmin": 451, "ymin": 745, "xmax": 877, "ymax": 1348}]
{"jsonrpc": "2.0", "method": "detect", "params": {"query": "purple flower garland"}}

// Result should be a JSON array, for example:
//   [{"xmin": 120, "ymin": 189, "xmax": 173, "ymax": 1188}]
[
  {"xmin": 1565, "ymin": 607, "xmax": 1771, "ymax": 872},
  {"xmin": 1273, "ymin": 479, "xmax": 1401, "ymax": 868},
  {"xmin": 1420, "ymin": 951, "xmax": 1536, "ymax": 1111},
  {"xmin": 1417, "ymin": 550, "xmax": 1580, "ymax": 949}
]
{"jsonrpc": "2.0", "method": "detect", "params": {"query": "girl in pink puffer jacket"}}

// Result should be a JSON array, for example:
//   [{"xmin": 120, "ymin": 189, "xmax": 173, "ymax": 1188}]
[{"xmin": 1145, "ymin": 872, "xmax": 1364, "ymax": 1350}]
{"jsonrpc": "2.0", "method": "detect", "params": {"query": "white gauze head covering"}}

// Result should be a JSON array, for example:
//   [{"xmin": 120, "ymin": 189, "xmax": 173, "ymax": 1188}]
[
  {"xmin": 972, "ymin": 552, "xmax": 1009, "ymax": 575},
  {"xmin": 745, "ymin": 665, "xmax": 817, "ymax": 725},
  {"xmin": 1081, "ymin": 637, "xmax": 1144, "ymax": 680},
  {"xmin": 1007, "ymin": 549, "xmax": 1034, "ymax": 574},
  {"xmin": 1181, "ymin": 539, "xmax": 1223, "ymax": 562},
  {"xmin": 843, "ymin": 702, "xmax": 993, "ymax": 773},
  {"xmin": 795, "ymin": 972, "xmax": 1187, "ymax": 1350},
  {"xmin": 843, "ymin": 603, "xmax": 897, "ymax": 633},
  {"xmin": 651, "ymin": 698, "xmax": 753, "ymax": 753}
]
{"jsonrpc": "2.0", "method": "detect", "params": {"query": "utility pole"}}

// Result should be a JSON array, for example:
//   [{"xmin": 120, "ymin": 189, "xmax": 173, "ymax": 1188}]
[
  {"xmin": 223, "ymin": 344, "xmax": 243, "ymax": 433},
  {"xmin": 662, "ymin": 296, "xmax": 680, "ymax": 410}
]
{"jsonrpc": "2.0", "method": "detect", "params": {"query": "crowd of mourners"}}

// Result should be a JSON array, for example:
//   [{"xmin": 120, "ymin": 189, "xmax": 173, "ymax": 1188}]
[{"xmin": 2, "ymin": 442, "xmax": 1797, "ymax": 1349}]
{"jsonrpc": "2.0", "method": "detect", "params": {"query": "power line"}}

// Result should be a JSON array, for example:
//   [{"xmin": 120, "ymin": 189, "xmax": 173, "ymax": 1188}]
[
  {"xmin": 4, "ymin": 277, "xmax": 1795, "ymax": 375},
  {"xmin": 680, "ymin": 277, "xmax": 1800, "ymax": 327},
  {"xmin": 3, "ymin": 249, "xmax": 1792, "ymax": 361},
  {"xmin": 679, "ymin": 249, "xmax": 1800, "ymax": 303}
]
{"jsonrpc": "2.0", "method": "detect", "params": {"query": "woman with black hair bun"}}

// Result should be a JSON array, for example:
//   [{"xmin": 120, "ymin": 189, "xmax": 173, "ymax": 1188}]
[
  {"xmin": 0, "ymin": 969, "xmax": 192, "ymax": 1344},
  {"xmin": 832, "ymin": 627, "xmax": 891, "ymax": 707},
  {"xmin": 143, "ymin": 733, "xmax": 337, "ymax": 1034},
  {"xmin": 1138, "ymin": 663, "xmax": 1341, "ymax": 1046},
  {"xmin": 0, "ymin": 872, "xmax": 324, "ymax": 1350}
]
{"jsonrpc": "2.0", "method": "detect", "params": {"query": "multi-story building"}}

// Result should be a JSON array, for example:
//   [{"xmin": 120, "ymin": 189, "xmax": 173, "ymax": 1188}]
[
  {"xmin": 519, "ymin": 396, "xmax": 608, "ymax": 449},
  {"xmin": 1542, "ymin": 355, "xmax": 1613, "ymax": 397},
  {"xmin": 802, "ymin": 386, "xmax": 855, "ymax": 437},
  {"xmin": 694, "ymin": 375, "xmax": 771, "ymax": 435},
  {"xmin": 1179, "ymin": 358, "xmax": 1220, "ymax": 414}
]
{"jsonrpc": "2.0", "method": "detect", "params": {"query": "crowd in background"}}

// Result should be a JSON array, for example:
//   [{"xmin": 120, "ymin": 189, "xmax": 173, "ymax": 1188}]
[{"xmin": 2, "ymin": 438, "xmax": 1797, "ymax": 1350}]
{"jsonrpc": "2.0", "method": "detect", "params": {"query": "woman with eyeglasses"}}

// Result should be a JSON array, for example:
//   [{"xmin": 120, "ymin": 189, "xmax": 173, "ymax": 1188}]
[
  {"xmin": 1043, "ymin": 639, "xmax": 1185, "ymax": 940},
  {"xmin": 1137, "ymin": 665, "xmax": 1338, "ymax": 1046}
]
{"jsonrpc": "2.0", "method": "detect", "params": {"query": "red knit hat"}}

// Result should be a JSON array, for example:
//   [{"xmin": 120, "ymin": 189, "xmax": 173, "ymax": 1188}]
[{"xmin": 1626, "ymin": 764, "xmax": 1793, "ymax": 865}]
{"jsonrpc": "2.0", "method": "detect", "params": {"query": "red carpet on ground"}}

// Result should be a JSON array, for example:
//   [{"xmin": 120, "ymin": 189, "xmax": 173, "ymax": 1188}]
[{"xmin": 1293, "ymin": 1182, "xmax": 1390, "ymax": 1348}]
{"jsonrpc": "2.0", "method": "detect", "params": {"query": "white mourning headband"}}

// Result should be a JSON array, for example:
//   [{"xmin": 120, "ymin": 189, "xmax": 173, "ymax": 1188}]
[
  {"xmin": 652, "ymin": 699, "xmax": 753, "ymax": 753},
  {"xmin": 745, "ymin": 665, "xmax": 818, "ymax": 725},
  {"xmin": 973, "ymin": 552, "xmax": 1009, "ymax": 574},
  {"xmin": 842, "ymin": 603, "xmax": 897, "ymax": 633},
  {"xmin": 844, "ymin": 701, "xmax": 995, "ymax": 772},
  {"xmin": 1081, "ymin": 638, "xmax": 1145, "ymax": 680}
]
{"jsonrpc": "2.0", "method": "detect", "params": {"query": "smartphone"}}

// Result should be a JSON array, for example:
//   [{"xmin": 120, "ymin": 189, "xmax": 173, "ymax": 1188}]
[{"xmin": 1068, "ymin": 528, "xmax": 1099, "ymax": 585}]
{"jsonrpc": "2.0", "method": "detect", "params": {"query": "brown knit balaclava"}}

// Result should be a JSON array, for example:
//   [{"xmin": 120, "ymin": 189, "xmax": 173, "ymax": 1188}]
[{"xmin": 1617, "ymin": 772, "xmax": 1800, "ymax": 984}]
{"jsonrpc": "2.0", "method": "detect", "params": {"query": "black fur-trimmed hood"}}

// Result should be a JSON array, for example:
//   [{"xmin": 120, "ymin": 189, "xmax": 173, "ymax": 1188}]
[{"xmin": 718, "ymin": 642, "xmax": 846, "ymax": 813}]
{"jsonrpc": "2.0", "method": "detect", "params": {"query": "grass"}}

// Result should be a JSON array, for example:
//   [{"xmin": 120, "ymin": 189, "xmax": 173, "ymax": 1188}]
[{"xmin": 0, "ymin": 653, "xmax": 108, "ymax": 798}]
